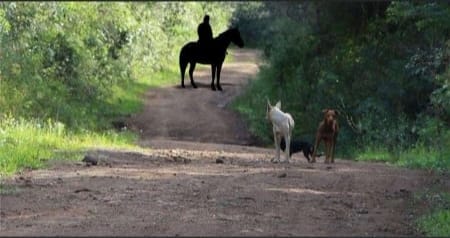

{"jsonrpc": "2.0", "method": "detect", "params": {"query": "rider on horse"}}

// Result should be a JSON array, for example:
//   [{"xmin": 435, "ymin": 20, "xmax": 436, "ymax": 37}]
[{"xmin": 197, "ymin": 15, "xmax": 213, "ymax": 52}]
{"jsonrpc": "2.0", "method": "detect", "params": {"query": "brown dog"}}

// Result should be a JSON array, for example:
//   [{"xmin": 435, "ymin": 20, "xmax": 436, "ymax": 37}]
[{"xmin": 311, "ymin": 109, "xmax": 339, "ymax": 164}]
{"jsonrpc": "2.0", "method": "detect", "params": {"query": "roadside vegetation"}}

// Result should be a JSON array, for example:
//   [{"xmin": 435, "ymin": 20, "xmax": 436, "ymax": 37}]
[
  {"xmin": 0, "ymin": 2, "xmax": 235, "ymax": 177},
  {"xmin": 0, "ymin": 2, "xmax": 448, "ymax": 236},
  {"xmin": 230, "ymin": 2, "xmax": 449, "ymax": 235},
  {"xmin": 231, "ymin": 1, "xmax": 449, "ymax": 171}
]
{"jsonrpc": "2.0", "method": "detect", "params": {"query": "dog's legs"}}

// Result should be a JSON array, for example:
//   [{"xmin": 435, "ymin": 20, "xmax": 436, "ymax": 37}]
[
  {"xmin": 331, "ymin": 136, "xmax": 336, "ymax": 163},
  {"xmin": 284, "ymin": 134, "xmax": 291, "ymax": 163},
  {"xmin": 271, "ymin": 131, "xmax": 281, "ymax": 163},
  {"xmin": 325, "ymin": 140, "xmax": 331, "ymax": 164},
  {"xmin": 331, "ymin": 142, "xmax": 335, "ymax": 163},
  {"xmin": 311, "ymin": 135, "xmax": 321, "ymax": 163},
  {"xmin": 303, "ymin": 149, "xmax": 311, "ymax": 162},
  {"xmin": 275, "ymin": 133, "xmax": 282, "ymax": 163}
]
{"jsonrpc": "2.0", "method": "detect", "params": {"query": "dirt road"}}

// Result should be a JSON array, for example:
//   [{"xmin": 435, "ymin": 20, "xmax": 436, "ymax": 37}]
[{"xmin": 0, "ymin": 49, "xmax": 444, "ymax": 236}]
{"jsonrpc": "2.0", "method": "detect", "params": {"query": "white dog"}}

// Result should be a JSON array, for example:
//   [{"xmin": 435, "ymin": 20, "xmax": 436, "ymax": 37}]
[{"xmin": 266, "ymin": 99, "xmax": 295, "ymax": 163}]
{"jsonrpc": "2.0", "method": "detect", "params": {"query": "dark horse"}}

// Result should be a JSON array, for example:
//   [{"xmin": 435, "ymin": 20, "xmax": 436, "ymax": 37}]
[{"xmin": 179, "ymin": 28, "xmax": 244, "ymax": 91}]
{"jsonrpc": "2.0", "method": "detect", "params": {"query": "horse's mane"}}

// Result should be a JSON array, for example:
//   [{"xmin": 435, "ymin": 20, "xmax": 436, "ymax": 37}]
[{"xmin": 215, "ymin": 27, "xmax": 237, "ymax": 40}]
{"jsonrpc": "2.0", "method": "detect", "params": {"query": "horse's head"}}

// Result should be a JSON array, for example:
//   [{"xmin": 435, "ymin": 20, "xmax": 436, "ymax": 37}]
[{"xmin": 229, "ymin": 27, "xmax": 244, "ymax": 48}]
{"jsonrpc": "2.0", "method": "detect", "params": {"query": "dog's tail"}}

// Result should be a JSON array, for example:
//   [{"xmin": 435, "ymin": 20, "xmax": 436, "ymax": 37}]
[{"xmin": 286, "ymin": 113, "xmax": 295, "ymax": 131}]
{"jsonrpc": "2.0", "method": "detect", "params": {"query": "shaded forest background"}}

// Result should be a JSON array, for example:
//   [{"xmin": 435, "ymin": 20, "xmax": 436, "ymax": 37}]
[{"xmin": 231, "ymin": 1, "xmax": 449, "ymax": 170}]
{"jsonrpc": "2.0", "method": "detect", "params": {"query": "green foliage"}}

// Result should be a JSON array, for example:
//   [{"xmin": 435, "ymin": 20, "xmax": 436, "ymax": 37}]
[
  {"xmin": 355, "ymin": 137, "xmax": 450, "ymax": 171},
  {"xmin": 397, "ymin": 145, "xmax": 450, "ymax": 171},
  {"xmin": 229, "ymin": 2, "xmax": 269, "ymax": 48},
  {"xmin": 419, "ymin": 210, "xmax": 450, "ymax": 237},
  {"xmin": 1, "ymin": 2, "xmax": 134, "ymax": 127},
  {"xmin": 231, "ymin": 68, "xmax": 274, "ymax": 145},
  {"xmin": 232, "ymin": 1, "xmax": 450, "ymax": 170},
  {"xmin": 0, "ymin": 2, "xmax": 237, "ymax": 176},
  {"xmin": 0, "ymin": 2, "xmax": 235, "ymax": 129},
  {"xmin": 355, "ymin": 147, "xmax": 392, "ymax": 163},
  {"xmin": 415, "ymin": 191, "xmax": 450, "ymax": 237},
  {"xmin": 0, "ymin": 115, "xmax": 137, "ymax": 177}
]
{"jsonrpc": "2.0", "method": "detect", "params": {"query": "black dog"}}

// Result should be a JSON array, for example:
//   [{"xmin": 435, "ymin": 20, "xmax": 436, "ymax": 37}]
[{"xmin": 280, "ymin": 137, "xmax": 314, "ymax": 162}]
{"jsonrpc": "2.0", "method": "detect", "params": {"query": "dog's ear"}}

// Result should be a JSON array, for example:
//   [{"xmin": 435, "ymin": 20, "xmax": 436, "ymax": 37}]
[
  {"xmin": 266, "ymin": 100, "xmax": 272, "ymax": 119},
  {"xmin": 267, "ymin": 99, "xmax": 272, "ymax": 111},
  {"xmin": 266, "ymin": 98, "xmax": 272, "ymax": 108},
  {"xmin": 335, "ymin": 110, "xmax": 340, "ymax": 116},
  {"xmin": 275, "ymin": 101, "xmax": 281, "ymax": 109},
  {"xmin": 322, "ymin": 109, "xmax": 329, "ymax": 114}
]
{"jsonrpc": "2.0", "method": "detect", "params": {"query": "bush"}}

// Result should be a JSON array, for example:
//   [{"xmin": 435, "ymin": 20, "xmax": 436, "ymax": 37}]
[
  {"xmin": 416, "ymin": 191, "xmax": 450, "ymax": 237},
  {"xmin": 0, "ymin": 2, "xmax": 236, "ymax": 130},
  {"xmin": 231, "ymin": 1, "xmax": 450, "ymax": 170},
  {"xmin": 0, "ymin": 2, "xmax": 237, "ymax": 175}
]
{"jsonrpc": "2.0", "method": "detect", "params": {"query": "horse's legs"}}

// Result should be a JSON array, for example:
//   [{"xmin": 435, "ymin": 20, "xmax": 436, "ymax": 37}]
[
  {"xmin": 216, "ymin": 63, "xmax": 223, "ymax": 91},
  {"xmin": 188, "ymin": 62, "xmax": 197, "ymax": 88},
  {"xmin": 180, "ymin": 60, "xmax": 188, "ymax": 88},
  {"xmin": 211, "ymin": 65, "xmax": 216, "ymax": 91}
]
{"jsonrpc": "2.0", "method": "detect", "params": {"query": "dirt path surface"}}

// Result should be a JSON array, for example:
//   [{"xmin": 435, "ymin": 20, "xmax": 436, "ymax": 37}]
[
  {"xmin": 127, "ymin": 49, "xmax": 262, "ymax": 147},
  {"xmin": 0, "ymin": 49, "xmax": 445, "ymax": 236}
]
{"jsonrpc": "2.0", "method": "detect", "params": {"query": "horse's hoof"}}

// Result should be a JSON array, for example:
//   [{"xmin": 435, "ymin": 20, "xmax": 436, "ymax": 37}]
[
  {"xmin": 181, "ymin": 84, "xmax": 185, "ymax": 88},
  {"xmin": 192, "ymin": 84, "xmax": 198, "ymax": 89},
  {"xmin": 211, "ymin": 85, "xmax": 216, "ymax": 91},
  {"xmin": 217, "ymin": 86, "xmax": 223, "ymax": 91}
]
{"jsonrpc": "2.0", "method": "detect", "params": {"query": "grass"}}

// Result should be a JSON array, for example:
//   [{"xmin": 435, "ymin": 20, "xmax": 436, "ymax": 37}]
[
  {"xmin": 419, "ymin": 210, "xmax": 450, "ymax": 237},
  {"xmin": 0, "ymin": 115, "xmax": 138, "ymax": 177},
  {"xmin": 414, "ymin": 191, "xmax": 450, "ymax": 237},
  {"xmin": 354, "ymin": 147, "xmax": 392, "ymax": 163},
  {"xmin": 353, "ymin": 144, "xmax": 450, "ymax": 172},
  {"xmin": 107, "ymin": 67, "xmax": 179, "ymax": 116},
  {"xmin": 0, "ymin": 49, "xmax": 244, "ymax": 188},
  {"xmin": 0, "ymin": 65, "xmax": 184, "ymax": 177},
  {"xmin": 397, "ymin": 144, "xmax": 450, "ymax": 172},
  {"xmin": 354, "ymin": 144, "xmax": 449, "ymax": 237},
  {"xmin": 0, "ymin": 50, "xmax": 240, "ymax": 178}
]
